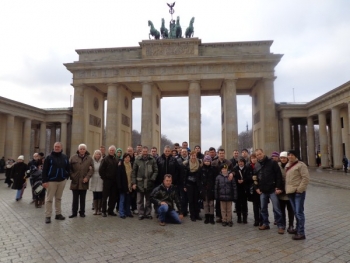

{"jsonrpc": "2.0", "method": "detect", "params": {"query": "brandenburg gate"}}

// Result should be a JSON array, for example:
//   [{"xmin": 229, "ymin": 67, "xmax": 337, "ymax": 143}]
[{"xmin": 64, "ymin": 38, "xmax": 282, "ymax": 156}]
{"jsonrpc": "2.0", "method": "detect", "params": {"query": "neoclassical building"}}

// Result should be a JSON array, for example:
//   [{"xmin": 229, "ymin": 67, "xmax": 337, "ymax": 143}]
[{"xmin": 0, "ymin": 38, "xmax": 349, "ymax": 169}]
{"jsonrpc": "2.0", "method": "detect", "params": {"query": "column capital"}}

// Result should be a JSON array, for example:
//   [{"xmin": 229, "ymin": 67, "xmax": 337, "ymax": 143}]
[
  {"xmin": 224, "ymin": 78, "xmax": 238, "ymax": 84},
  {"xmin": 188, "ymin": 79, "xmax": 201, "ymax": 84},
  {"xmin": 106, "ymin": 83, "xmax": 118, "ymax": 87}
]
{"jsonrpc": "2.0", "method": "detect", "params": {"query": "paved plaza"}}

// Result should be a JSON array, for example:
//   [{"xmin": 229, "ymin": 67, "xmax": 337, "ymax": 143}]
[{"xmin": 0, "ymin": 168, "xmax": 349, "ymax": 263}]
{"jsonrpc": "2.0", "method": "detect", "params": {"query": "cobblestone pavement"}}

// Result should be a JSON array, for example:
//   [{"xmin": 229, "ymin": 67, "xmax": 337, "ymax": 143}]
[{"xmin": 0, "ymin": 168, "xmax": 350, "ymax": 263}]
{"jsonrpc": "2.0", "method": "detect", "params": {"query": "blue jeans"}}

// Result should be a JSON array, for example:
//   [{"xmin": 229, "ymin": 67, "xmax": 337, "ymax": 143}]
[
  {"xmin": 260, "ymin": 192, "xmax": 284, "ymax": 228},
  {"xmin": 288, "ymin": 192, "xmax": 306, "ymax": 235},
  {"xmin": 119, "ymin": 193, "xmax": 131, "ymax": 217},
  {"xmin": 157, "ymin": 204, "xmax": 181, "ymax": 224}
]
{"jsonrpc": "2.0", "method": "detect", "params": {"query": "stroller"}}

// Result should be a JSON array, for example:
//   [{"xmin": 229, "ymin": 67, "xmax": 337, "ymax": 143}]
[{"xmin": 30, "ymin": 165, "xmax": 46, "ymax": 208}]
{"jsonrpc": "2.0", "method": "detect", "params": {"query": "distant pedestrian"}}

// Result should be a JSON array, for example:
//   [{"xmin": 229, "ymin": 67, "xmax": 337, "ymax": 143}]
[
  {"xmin": 11, "ymin": 155, "xmax": 27, "ymax": 201},
  {"xmin": 5, "ymin": 158, "xmax": 15, "ymax": 187},
  {"xmin": 90, "ymin": 150, "xmax": 103, "ymax": 215},
  {"xmin": 0, "ymin": 156, "xmax": 5, "ymax": 173},
  {"xmin": 342, "ymin": 155, "xmax": 348, "ymax": 173}
]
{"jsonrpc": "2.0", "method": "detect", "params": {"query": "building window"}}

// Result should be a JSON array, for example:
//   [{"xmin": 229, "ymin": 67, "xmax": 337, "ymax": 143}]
[{"xmin": 341, "ymin": 117, "xmax": 344, "ymax": 128}]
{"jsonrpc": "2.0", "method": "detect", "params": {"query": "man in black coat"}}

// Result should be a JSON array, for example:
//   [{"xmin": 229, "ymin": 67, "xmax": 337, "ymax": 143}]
[{"xmin": 156, "ymin": 145, "xmax": 180, "ymax": 187}]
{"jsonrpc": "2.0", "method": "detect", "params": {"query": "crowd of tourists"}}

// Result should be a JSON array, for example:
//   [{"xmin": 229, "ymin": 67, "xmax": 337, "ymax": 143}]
[{"xmin": 3, "ymin": 141, "xmax": 310, "ymax": 240}]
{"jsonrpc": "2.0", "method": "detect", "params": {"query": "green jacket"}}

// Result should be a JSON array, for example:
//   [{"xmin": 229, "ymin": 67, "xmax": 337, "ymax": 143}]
[{"xmin": 131, "ymin": 154, "xmax": 158, "ymax": 192}]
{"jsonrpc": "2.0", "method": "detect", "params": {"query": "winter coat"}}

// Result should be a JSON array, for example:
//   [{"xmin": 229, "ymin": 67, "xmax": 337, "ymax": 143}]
[
  {"xmin": 183, "ymin": 159, "xmax": 202, "ymax": 186},
  {"xmin": 285, "ymin": 159, "xmax": 310, "ymax": 194},
  {"xmin": 11, "ymin": 162, "xmax": 27, "ymax": 190},
  {"xmin": 255, "ymin": 156, "xmax": 283, "ymax": 193},
  {"xmin": 233, "ymin": 165, "xmax": 250, "ymax": 197},
  {"xmin": 117, "ymin": 160, "xmax": 133, "ymax": 194},
  {"xmin": 245, "ymin": 163, "xmax": 260, "ymax": 202},
  {"xmin": 215, "ymin": 173, "xmax": 237, "ymax": 201},
  {"xmin": 69, "ymin": 152, "xmax": 94, "ymax": 190},
  {"xmin": 150, "ymin": 183, "xmax": 181, "ymax": 212},
  {"xmin": 198, "ymin": 164, "xmax": 216, "ymax": 200},
  {"xmin": 211, "ymin": 159, "xmax": 234, "ymax": 175},
  {"xmin": 156, "ymin": 154, "xmax": 180, "ymax": 186},
  {"xmin": 89, "ymin": 158, "xmax": 103, "ymax": 192},
  {"xmin": 131, "ymin": 154, "xmax": 158, "ymax": 193},
  {"xmin": 99, "ymin": 154, "xmax": 118, "ymax": 182},
  {"xmin": 42, "ymin": 151, "xmax": 70, "ymax": 183},
  {"xmin": 278, "ymin": 162, "xmax": 289, "ymax": 200}
]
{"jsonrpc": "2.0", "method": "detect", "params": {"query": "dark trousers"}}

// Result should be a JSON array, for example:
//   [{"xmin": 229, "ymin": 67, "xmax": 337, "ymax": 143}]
[
  {"xmin": 186, "ymin": 183, "xmax": 199, "ymax": 219},
  {"xmin": 279, "ymin": 199, "xmax": 295, "ymax": 227},
  {"xmin": 252, "ymin": 193, "xmax": 261, "ymax": 223},
  {"xmin": 236, "ymin": 193, "xmax": 248, "ymax": 214},
  {"xmin": 72, "ymin": 190, "xmax": 87, "ymax": 214},
  {"xmin": 130, "ymin": 190, "xmax": 137, "ymax": 210},
  {"xmin": 93, "ymin": 191, "xmax": 103, "ymax": 200},
  {"xmin": 102, "ymin": 180, "xmax": 118, "ymax": 213},
  {"xmin": 215, "ymin": 199, "xmax": 221, "ymax": 218},
  {"xmin": 179, "ymin": 187, "xmax": 189, "ymax": 215}
]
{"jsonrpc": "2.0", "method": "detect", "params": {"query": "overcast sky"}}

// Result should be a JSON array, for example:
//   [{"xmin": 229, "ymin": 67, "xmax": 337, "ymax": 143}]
[{"xmin": 1, "ymin": 0, "xmax": 349, "ymax": 152}]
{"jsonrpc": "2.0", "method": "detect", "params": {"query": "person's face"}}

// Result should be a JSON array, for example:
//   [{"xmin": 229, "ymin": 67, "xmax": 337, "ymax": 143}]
[
  {"xmin": 209, "ymin": 150, "xmax": 216, "ymax": 158},
  {"xmin": 100, "ymin": 147, "xmax": 106, "ymax": 154},
  {"xmin": 54, "ymin": 143, "xmax": 62, "ymax": 153},
  {"xmin": 172, "ymin": 150, "xmax": 177, "ymax": 157},
  {"xmin": 163, "ymin": 177, "xmax": 172, "ymax": 188},
  {"xmin": 204, "ymin": 161, "xmax": 211, "ymax": 166},
  {"xmin": 79, "ymin": 147, "xmax": 87, "ymax": 156},
  {"xmin": 272, "ymin": 156, "xmax": 279, "ymax": 162},
  {"xmin": 109, "ymin": 148, "xmax": 116, "ymax": 156},
  {"xmin": 255, "ymin": 150, "xmax": 264, "ymax": 161},
  {"xmin": 177, "ymin": 147, "xmax": 182, "ymax": 153},
  {"xmin": 127, "ymin": 148, "xmax": 133, "ymax": 155},
  {"xmin": 164, "ymin": 148, "xmax": 171, "ymax": 157},
  {"xmin": 250, "ymin": 157, "xmax": 257, "ymax": 164},
  {"xmin": 137, "ymin": 146, "xmax": 142, "ymax": 151},
  {"xmin": 242, "ymin": 151, "xmax": 248, "ymax": 158},
  {"xmin": 233, "ymin": 151, "xmax": 239, "ymax": 158},
  {"xmin": 238, "ymin": 160, "xmax": 245, "ymax": 167},
  {"xmin": 221, "ymin": 168, "xmax": 228, "ymax": 174},
  {"xmin": 142, "ymin": 148, "xmax": 148, "ymax": 157},
  {"xmin": 218, "ymin": 151, "xmax": 225, "ymax": 160},
  {"xmin": 17, "ymin": 159, "xmax": 23, "ymax": 163},
  {"xmin": 117, "ymin": 151, "xmax": 122, "ymax": 157},
  {"xmin": 33, "ymin": 154, "xmax": 39, "ymax": 160},
  {"xmin": 151, "ymin": 149, "xmax": 157, "ymax": 156},
  {"xmin": 280, "ymin": 157, "xmax": 288, "ymax": 164},
  {"xmin": 181, "ymin": 149, "xmax": 188, "ymax": 158},
  {"xmin": 190, "ymin": 154, "xmax": 197, "ymax": 161},
  {"xmin": 195, "ymin": 146, "xmax": 200, "ymax": 153},
  {"xmin": 182, "ymin": 142, "xmax": 188, "ymax": 149},
  {"xmin": 124, "ymin": 155, "xmax": 131, "ymax": 163},
  {"xmin": 94, "ymin": 152, "xmax": 101, "ymax": 160},
  {"xmin": 288, "ymin": 154, "xmax": 297, "ymax": 163}
]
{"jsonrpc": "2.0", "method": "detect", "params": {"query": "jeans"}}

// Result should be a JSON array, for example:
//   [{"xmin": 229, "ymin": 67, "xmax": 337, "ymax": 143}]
[
  {"xmin": 260, "ymin": 191, "xmax": 284, "ymax": 228},
  {"xmin": 157, "ymin": 204, "xmax": 181, "ymax": 224},
  {"xmin": 288, "ymin": 192, "xmax": 306, "ymax": 235},
  {"xmin": 119, "ymin": 193, "xmax": 131, "ymax": 217}
]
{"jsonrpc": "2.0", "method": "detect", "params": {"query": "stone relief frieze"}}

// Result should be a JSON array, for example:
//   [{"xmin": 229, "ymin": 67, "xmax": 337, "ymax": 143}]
[
  {"xmin": 144, "ymin": 44, "xmax": 195, "ymax": 57},
  {"xmin": 73, "ymin": 63, "xmax": 273, "ymax": 79}
]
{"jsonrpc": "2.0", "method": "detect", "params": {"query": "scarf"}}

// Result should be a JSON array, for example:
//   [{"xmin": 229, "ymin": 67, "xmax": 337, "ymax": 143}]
[
  {"xmin": 124, "ymin": 162, "xmax": 132, "ymax": 188},
  {"xmin": 189, "ymin": 158, "xmax": 199, "ymax": 172}
]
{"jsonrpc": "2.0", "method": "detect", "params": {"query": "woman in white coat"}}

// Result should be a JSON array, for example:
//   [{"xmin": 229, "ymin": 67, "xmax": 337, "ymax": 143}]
[{"xmin": 89, "ymin": 150, "xmax": 103, "ymax": 215}]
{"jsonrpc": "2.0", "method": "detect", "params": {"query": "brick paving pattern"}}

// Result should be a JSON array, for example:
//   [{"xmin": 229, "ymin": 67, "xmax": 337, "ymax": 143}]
[{"xmin": 0, "ymin": 168, "xmax": 350, "ymax": 262}]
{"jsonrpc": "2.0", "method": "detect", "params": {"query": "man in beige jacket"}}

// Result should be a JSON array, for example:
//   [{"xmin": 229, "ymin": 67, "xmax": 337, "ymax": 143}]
[{"xmin": 285, "ymin": 150, "xmax": 310, "ymax": 240}]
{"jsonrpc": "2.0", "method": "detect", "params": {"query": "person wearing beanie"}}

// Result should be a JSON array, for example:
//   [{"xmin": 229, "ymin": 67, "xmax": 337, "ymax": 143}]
[
  {"xmin": 271, "ymin": 151, "xmax": 280, "ymax": 162},
  {"xmin": 285, "ymin": 150, "xmax": 310, "ymax": 240},
  {"xmin": 11, "ymin": 155, "xmax": 28, "ymax": 201},
  {"xmin": 198, "ymin": 155, "xmax": 216, "ymax": 224}
]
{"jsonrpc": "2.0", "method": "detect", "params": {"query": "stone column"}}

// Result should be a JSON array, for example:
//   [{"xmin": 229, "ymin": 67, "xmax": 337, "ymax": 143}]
[
  {"xmin": 331, "ymin": 107, "xmax": 342, "ymax": 169},
  {"xmin": 318, "ymin": 112, "xmax": 329, "ymax": 168},
  {"xmin": 221, "ymin": 79, "xmax": 238, "ymax": 155},
  {"xmin": 282, "ymin": 117, "xmax": 291, "ymax": 150},
  {"xmin": 141, "ymin": 82, "xmax": 153, "ymax": 148},
  {"xmin": 61, "ymin": 122, "xmax": 68, "ymax": 154},
  {"xmin": 307, "ymin": 117, "xmax": 316, "ymax": 166},
  {"xmin": 105, "ymin": 84, "xmax": 118, "ymax": 148},
  {"xmin": 39, "ymin": 122, "xmax": 46, "ymax": 154},
  {"xmin": 188, "ymin": 81, "xmax": 201, "ymax": 149},
  {"xmin": 262, "ymin": 78, "xmax": 279, "ymax": 155},
  {"xmin": 50, "ymin": 125, "xmax": 56, "ymax": 148},
  {"xmin": 23, "ymin": 119, "xmax": 32, "ymax": 162},
  {"xmin": 300, "ymin": 124, "xmax": 307, "ymax": 163},
  {"xmin": 293, "ymin": 124, "xmax": 300, "ymax": 158},
  {"xmin": 71, "ymin": 85, "xmax": 85, "ymax": 155},
  {"xmin": 4, "ymin": 115, "xmax": 15, "ymax": 159}
]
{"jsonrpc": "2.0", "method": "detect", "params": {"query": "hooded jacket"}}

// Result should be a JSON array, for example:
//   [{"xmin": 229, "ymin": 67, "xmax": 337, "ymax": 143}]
[{"xmin": 42, "ymin": 151, "xmax": 70, "ymax": 183}]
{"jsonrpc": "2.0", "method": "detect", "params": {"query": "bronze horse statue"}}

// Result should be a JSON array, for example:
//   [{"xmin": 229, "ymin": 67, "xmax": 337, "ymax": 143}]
[
  {"xmin": 175, "ymin": 16, "xmax": 182, "ymax": 38},
  {"xmin": 148, "ymin": 20, "xmax": 160, "ymax": 40},
  {"xmin": 160, "ymin": 18, "xmax": 169, "ymax": 39},
  {"xmin": 185, "ymin": 17, "xmax": 195, "ymax": 38}
]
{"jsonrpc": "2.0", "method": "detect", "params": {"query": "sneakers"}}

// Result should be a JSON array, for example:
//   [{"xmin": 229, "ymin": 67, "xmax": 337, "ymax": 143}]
[
  {"xmin": 159, "ymin": 221, "xmax": 165, "ymax": 226},
  {"xmin": 55, "ymin": 214, "xmax": 65, "ymax": 220},
  {"xmin": 45, "ymin": 217, "xmax": 51, "ymax": 224},
  {"xmin": 259, "ymin": 225, "xmax": 270, "ymax": 230},
  {"xmin": 222, "ymin": 222, "xmax": 227, "ymax": 227},
  {"xmin": 278, "ymin": 228, "xmax": 285, "ymax": 234},
  {"xmin": 292, "ymin": 234, "xmax": 306, "ymax": 240}
]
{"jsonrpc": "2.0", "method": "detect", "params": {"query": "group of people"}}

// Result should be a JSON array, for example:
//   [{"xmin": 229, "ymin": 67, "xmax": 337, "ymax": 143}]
[{"xmin": 4, "ymin": 140, "xmax": 310, "ymax": 241}]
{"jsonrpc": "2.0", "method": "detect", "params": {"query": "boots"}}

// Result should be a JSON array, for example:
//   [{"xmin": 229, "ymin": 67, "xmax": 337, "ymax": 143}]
[
  {"xmin": 35, "ymin": 199, "xmax": 39, "ymax": 208},
  {"xmin": 93, "ymin": 200, "xmax": 98, "ymax": 215},
  {"xmin": 204, "ymin": 214, "xmax": 209, "ymax": 224},
  {"xmin": 97, "ymin": 200, "xmax": 102, "ymax": 215},
  {"xmin": 209, "ymin": 214, "xmax": 215, "ymax": 225},
  {"xmin": 237, "ymin": 213, "xmax": 242, "ymax": 223},
  {"xmin": 243, "ymin": 214, "xmax": 248, "ymax": 224}
]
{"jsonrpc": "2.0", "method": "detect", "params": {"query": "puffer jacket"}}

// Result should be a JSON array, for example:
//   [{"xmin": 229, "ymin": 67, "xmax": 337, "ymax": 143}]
[
  {"xmin": 150, "ymin": 183, "xmax": 181, "ymax": 212},
  {"xmin": 11, "ymin": 162, "xmax": 28, "ymax": 190},
  {"xmin": 42, "ymin": 151, "xmax": 70, "ymax": 183},
  {"xmin": 198, "ymin": 164, "xmax": 216, "ymax": 200},
  {"xmin": 285, "ymin": 159, "xmax": 309, "ymax": 194},
  {"xmin": 131, "ymin": 154, "xmax": 158, "ymax": 192},
  {"xmin": 215, "ymin": 173, "xmax": 237, "ymax": 201},
  {"xmin": 69, "ymin": 151, "xmax": 94, "ymax": 190}
]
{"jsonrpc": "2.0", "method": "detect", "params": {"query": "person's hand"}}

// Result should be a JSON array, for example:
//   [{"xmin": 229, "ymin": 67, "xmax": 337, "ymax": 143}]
[
  {"xmin": 275, "ymin": 188, "xmax": 282, "ymax": 195},
  {"xmin": 132, "ymin": 184, "xmax": 136, "ymax": 190},
  {"xmin": 160, "ymin": 201, "xmax": 167, "ymax": 205},
  {"xmin": 179, "ymin": 214, "xmax": 184, "ymax": 221},
  {"xmin": 83, "ymin": 178, "xmax": 88, "ymax": 183},
  {"xmin": 238, "ymin": 179, "xmax": 243, "ymax": 184},
  {"xmin": 256, "ymin": 189, "xmax": 261, "ymax": 195},
  {"xmin": 42, "ymin": 182, "xmax": 49, "ymax": 189},
  {"xmin": 184, "ymin": 188, "xmax": 187, "ymax": 192},
  {"xmin": 228, "ymin": 173, "xmax": 234, "ymax": 181}
]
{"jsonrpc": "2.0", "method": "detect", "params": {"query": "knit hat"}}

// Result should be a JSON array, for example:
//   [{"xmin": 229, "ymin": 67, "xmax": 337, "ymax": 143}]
[
  {"xmin": 280, "ymin": 151, "xmax": 288, "ymax": 158},
  {"xmin": 17, "ymin": 155, "xmax": 24, "ymax": 160},
  {"xmin": 288, "ymin": 150, "xmax": 298, "ymax": 157},
  {"xmin": 271, "ymin": 151, "xmax": 280, "ymax": 158},
  {"xmin": 219, "ymin": 163, "xmax": 228, "ymax": 170},
  {"xmin": 203, "ymin": 155, "xmax": 211, "ymax": 163}
]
